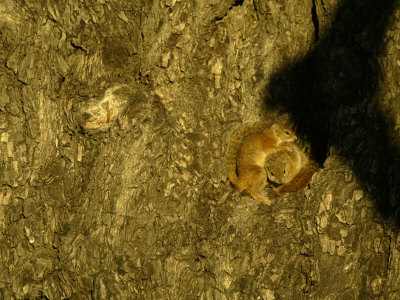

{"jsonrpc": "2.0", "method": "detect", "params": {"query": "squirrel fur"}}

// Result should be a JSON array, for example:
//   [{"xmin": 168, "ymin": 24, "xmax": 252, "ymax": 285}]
[{"xmin": 226, "ymin": 122, "xmax": 297, "ymax": 205}]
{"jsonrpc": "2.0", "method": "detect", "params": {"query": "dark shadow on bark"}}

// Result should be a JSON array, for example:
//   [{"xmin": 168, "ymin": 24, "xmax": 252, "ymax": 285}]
[{"xmin": 266, "ymin": 0, "xmax": 400, "ymax": 222}]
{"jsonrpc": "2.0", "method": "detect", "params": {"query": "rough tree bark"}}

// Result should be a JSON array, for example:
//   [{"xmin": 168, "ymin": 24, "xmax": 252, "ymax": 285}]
[{"xmin": 1, "ymin": 0, "xmax": 400, "ymax": 298}]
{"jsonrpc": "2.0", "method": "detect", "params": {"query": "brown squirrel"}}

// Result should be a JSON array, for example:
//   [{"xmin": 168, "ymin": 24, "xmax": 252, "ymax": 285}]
[
  {"xmin": 265, "ymin": 142, "xmax": 319, "ymax": 195},
  {"xmin": 226, "ymin": 123, "xmax": 297, "ymax": 205},
  {"xmin": 265, "ymin": 151, "xmax": 296, "ymax": 186}
]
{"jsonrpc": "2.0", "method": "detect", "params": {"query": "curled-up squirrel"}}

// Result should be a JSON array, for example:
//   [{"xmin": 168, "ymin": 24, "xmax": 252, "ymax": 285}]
[
  {"xmin": 265, "ymin": 142, "xmax": 319, "ymax": 195},
  {"xmin": 275, "ymin": 165, "xmax": 318, "ymax": 194},
  {"xmin": 226, "ymin": 123, "xmax": 297, "ymax": 205}
]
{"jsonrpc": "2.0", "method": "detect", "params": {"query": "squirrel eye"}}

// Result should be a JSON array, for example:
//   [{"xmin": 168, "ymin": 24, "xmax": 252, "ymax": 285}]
[
  {"xmin": 270, "ymin": 171, "xmax": 274, "ymax": 176},
  {"xmin": 283, "ymin": 169, "xmax": 286, "ymax": 174},
  {"xmin": 284, "ymin": 130, "xmax": 289, "ymax": 135}
]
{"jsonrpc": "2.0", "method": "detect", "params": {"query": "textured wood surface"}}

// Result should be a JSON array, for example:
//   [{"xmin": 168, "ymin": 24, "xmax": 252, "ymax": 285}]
[{"xmin": 1, "ymin": 0, "xmax": 400, "ymax": 298}]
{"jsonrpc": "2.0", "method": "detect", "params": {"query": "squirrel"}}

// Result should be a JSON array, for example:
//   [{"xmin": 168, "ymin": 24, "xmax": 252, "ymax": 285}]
[
  {"xmin": 265, "ymin": 151, "xmax": 296, "ymax": 186},
  {"xmin": 265, "ymin": 142, "xmax": 319, "ymax": 195},
  {"xmin": 226, "ymin": 122, "xmax": 297, "ymax": 205}
]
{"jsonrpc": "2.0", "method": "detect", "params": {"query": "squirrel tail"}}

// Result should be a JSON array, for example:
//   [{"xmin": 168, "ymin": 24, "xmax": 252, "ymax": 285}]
[{"xmin": 226, "ymin": 122, "xmax": 271, "ymax": 188}]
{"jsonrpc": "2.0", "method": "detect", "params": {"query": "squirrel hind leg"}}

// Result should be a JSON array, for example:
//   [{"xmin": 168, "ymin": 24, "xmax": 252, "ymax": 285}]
[
  {"xmin": 245, "ymin": 166, "xmax": 271, "ymax": 205},
  {"xmin": 234, "ymin": 166, "xmax": 257, "ymax": 192},
  {"xmin": 233, "ymin": 176, "xmax": 247, "ymax": 193}
]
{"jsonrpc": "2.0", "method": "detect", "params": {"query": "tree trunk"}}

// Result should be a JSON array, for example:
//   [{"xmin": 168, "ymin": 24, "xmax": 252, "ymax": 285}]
[{"xmin": 1, "ymin": 0, "xmax": 400, "ymax": 298}]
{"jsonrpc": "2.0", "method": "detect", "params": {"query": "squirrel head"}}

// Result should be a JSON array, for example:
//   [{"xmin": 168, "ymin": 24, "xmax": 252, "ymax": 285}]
[
  {"xmin": 271, "ymin": 124, "xmax": 297, "ymax": 142},
  {"xmin": 266, "ymin": 158, "xmax": 289, "ymax": 185}
]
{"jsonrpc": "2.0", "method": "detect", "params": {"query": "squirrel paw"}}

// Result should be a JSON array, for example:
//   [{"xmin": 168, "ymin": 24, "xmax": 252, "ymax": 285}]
[
  {"xmin": 252, "ymin": 194, "xmax": 272, "ymax": 206},
  {"xmin": 273, "ymin": 186, "xmax": 283, "ymax": 196}
]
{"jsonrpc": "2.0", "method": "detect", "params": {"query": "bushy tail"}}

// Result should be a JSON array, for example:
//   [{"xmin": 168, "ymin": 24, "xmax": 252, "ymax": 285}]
[{"xmin": 226, "ymin": 122, "xmax": 271, "ymax": 188}]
